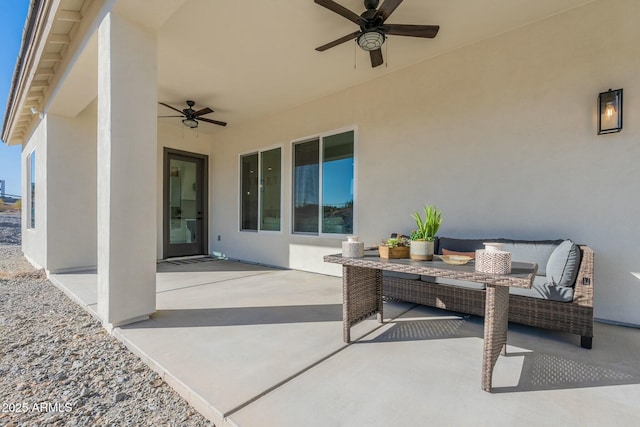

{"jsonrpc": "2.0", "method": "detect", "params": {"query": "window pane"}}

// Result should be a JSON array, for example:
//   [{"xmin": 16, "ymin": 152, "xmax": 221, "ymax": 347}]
[
  {"xmin": 322, "ymin": 131, "xmax": 354, "ymax": 234},
  {"xmin": 293, "ymin": 140, "xmax": 319, "ymax": 233},
  {"xmin": 241, "ymin": 153, "xmax": 258, "ymax": 230},
  {"xmin": 29, "ymin": 152, "xmax": 36, "ymax": 229},
  {"xmin": 169, "ymin": 159, "xmax": 197, "ymax": 244},
  {"xmin": 260, "ymin": 148, "xmax": 281, "ymax": 231}
]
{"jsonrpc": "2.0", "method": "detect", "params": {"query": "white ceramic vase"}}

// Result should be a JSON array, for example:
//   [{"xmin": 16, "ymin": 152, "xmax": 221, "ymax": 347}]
[
  {"xmin": 342, "ymin": 235, "xmax": 364, "ymax": 258},
  {"xmin": 410, "ymin": 240, "xmax": 434, "ymax": 261}
]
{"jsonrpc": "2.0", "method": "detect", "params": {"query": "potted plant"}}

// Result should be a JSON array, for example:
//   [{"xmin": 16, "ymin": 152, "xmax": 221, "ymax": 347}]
[
  {"xmin": 410, "ymin": 205, "xmax": 443, "ymax": 260},
  {"xmin": 378, "ymin": 235, "xmax": 410, "ymax": 259}
]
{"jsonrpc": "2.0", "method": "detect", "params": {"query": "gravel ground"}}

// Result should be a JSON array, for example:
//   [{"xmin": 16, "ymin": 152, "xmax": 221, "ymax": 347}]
[{"xmin": 0, "ymin": 210, "xmax": 214, "ymax": 426}]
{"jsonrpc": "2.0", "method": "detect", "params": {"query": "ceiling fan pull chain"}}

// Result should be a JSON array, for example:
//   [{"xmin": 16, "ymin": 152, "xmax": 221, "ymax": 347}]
[
  {"xmin": 385, "ymin": 37, "xmax": 388, "ymax": 68},
  {"xmin": 353, "ymin": 40, "xmax": 357, "ymax": 70}
]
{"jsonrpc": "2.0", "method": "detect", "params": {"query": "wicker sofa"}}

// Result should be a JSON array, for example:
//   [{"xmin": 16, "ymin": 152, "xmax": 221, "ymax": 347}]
[{"xmin": 383, "ymin": 237, "xmax": 594, "ymax": 349}]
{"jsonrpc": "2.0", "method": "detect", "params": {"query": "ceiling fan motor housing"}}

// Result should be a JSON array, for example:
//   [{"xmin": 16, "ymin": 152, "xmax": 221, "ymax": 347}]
[{"xmin": 364, "ymin": 0, "xmax": 379, "ymax": 10}]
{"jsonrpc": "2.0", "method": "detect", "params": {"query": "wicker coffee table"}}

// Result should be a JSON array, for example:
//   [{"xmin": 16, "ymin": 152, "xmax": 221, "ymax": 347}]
[{"xmin": 324, "ymin": 251, "xmax": 537, "ymax": 392}]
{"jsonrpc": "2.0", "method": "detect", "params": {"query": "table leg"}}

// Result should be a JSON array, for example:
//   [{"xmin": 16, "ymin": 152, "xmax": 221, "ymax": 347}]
[
  {"xmin": 342, "ymin": 266, "xmax": 382, "ymax": 343},
  {"xmin": 482, "ymin": 284, "xmax": 509, "ymax": 392},
  {"xmin": 376, "ymin": 268, "xmax": 383, "ymax": 324}
]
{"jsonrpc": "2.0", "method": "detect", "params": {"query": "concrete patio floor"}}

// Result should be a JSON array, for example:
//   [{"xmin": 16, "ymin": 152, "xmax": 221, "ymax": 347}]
[{"xmin": 50, "ymin": 258, "xmax": 640, "ymax": 426}]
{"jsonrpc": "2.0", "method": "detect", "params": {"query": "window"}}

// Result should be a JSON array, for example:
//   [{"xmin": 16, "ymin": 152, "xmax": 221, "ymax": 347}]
[
  {"xmin": 27, "ymin": 151, "xmax": 36, "ymax": 229},
  {"xmin": 293, "ymin": 130, "xmax": 354, "ymax": 235},
  {"xmin": 26, "ymin": 150, "xmax": 36, "ymax": 228},
  {"xmin": 240, "ymin": 147, "xmax": 282, "ymax": 231}
]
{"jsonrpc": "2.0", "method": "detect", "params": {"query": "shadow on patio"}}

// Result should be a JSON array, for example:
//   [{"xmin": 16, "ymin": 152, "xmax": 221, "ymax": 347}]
[
  {"xmin": 363, "ymin": 313, "xmax": 640, "ymax": 393},
  {"xmin": 134, "ymin": 304, "xmax": 343, "ymax": 328}
]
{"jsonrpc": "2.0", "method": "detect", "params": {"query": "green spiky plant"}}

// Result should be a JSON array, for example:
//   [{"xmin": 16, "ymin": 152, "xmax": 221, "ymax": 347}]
[
  {"xmin": 381, "ymin": 236, "xmax": 410, "ymax": 248},
  {"xmin": 411, "ymin": 205, "xmax": 443, "ymax": 242}
]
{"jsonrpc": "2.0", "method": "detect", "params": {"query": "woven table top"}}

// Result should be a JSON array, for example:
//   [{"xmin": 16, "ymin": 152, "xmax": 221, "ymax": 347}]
[{"xmin": 324, "ymin": 251, "xmax": 537, "ymax": 289}]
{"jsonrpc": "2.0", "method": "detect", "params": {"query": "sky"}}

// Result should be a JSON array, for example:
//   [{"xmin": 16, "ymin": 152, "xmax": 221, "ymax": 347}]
[{"xmin": 0, "ymin": 1, "xmax": 30, "ymax": 196}]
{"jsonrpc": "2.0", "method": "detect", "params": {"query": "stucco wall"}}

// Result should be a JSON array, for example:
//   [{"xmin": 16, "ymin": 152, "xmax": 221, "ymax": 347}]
[
  {"xmin": 20, "ymin": 111, "xmax": 98, "ymax": 273},
  {"xmin": 209, "ymin": 0, "xmax": 640, "ymax": 325},
  {"xmin": 46, "ymin": 113, "xmax": 97, "ymax": 272}
]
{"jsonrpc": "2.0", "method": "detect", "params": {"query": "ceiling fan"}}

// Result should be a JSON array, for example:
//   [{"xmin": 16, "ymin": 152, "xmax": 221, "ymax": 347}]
[
  {"xmin": 158, "ymin": 100, "xmax": 227, "ymax": 128},
  {"xmin": 314, "ymin": 0, "xmax": 440, "ymax": 68}
]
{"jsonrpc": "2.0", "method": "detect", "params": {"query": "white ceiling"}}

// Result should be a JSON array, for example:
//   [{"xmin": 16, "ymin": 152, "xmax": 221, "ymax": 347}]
[{"xmin": 55, "ymin": 0, "xmax": 597, "ymax": 133}]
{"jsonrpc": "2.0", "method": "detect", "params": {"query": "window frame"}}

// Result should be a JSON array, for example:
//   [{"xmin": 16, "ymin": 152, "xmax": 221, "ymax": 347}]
[
  {"xmin": 238, "ymin": 145, "xmax": 284, "ymax": 234},
  {"xmin": 291, "ymin": 126, "xmax": 357, "ymax": 238},
  {"xmin": 26, "ymin": 150, "xmax": 36, "ymax": 229}
]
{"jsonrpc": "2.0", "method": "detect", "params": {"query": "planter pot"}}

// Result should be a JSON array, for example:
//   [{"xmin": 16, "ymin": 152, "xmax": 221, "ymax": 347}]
[
  {"xmin": 410, "ymin": 240, "xmax": 434, "ymax": 261},
  {"xmin": 378, "ymin": 246, "xmax": 410, "ymax": 259}
]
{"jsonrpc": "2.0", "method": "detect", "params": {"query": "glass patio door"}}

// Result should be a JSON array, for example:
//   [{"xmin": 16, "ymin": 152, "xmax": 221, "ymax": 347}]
[{"xmin": 164, "ymin": 149, "xmax": 208, "ymax": 258}]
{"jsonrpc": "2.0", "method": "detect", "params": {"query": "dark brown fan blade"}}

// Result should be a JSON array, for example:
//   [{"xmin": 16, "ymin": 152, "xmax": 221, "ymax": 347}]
[
  {"xmin": 376, "ymin": 0, "xmax": 404, "ymax": 22},
  {"xmin": 194, "ymin": 107, "xmax": 213, "ymax": 117},
  {"xmin": 383, "ymin": 24, "xmax": 439, "ymax": 38},
  {"xmin": 198, "ymin": 117, "xmax": 227, "ymax": 127},
  {"xmin": 370, "ymin": 49, "xmax": 383, "ymax": 67},
  {"xmin": 314, "ymin": 0, "xmax": 362, "ymax": 25},
  {"xmin": 158, "ymin": 115, "xmax": 184, "ymax": 118},
  {"xmin": 316, "ymin": 31, "xmax": 361, "ymax": 51},
  {"xmin": 158, "ymin": 102, "xmax": 184, "ymax": 114}
]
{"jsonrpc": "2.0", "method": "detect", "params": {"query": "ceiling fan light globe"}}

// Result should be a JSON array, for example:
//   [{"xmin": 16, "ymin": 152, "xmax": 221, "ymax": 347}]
[
  {"xmin": 182, "ymin": 118, "xmax": 198, "ymax": 128},
  {"xmin": 357, "ymin": 31, "xmax": 385, "ymax": 51}
]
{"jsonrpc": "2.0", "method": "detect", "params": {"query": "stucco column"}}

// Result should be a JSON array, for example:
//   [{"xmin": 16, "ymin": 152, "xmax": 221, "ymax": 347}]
[{"xmin": 97, "ymin": 11, "xmax": 157, "ymax": 329}]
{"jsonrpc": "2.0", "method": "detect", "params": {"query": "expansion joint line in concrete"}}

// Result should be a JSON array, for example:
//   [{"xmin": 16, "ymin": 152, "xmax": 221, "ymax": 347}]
[
  {"xmin": 222, "ymin": 303, "xmax": 419, "ymax": 419},
  {"xmin": 155, "ymin": 271, "xmax": 277, "ymax": 295}
]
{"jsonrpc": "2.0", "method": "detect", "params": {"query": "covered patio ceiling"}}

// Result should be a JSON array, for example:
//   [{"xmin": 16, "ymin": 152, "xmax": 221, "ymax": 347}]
[{"xmin": 16, "ymin": 0, "xmax": 598, "ymax": 140}]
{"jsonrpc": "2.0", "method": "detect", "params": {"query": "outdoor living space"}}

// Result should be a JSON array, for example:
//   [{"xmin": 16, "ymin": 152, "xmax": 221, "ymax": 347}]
[
  {"xmin": 48, "ymin": 257, "xmax": 640, "ymax": 427},
  {"xmin": 2, "ymin": 0, "xmax": 640, "ymax": 425}
]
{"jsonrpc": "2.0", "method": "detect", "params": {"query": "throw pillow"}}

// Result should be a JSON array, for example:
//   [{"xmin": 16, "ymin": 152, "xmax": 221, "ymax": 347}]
[{"xmin": 546, "ymin": 240, "xmax": 581, "ymax": 287}]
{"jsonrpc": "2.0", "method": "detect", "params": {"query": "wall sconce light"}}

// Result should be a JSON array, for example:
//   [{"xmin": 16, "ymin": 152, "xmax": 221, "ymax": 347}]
[{"xmin": 598, "ymin": 88, "xmax": 623, "ymax": 135}]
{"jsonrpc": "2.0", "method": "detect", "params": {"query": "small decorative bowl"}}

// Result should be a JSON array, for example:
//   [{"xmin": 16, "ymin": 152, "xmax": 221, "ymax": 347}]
[{"xmin": 438, "ymin": 255, "xmax": 473, "ymax": 265}]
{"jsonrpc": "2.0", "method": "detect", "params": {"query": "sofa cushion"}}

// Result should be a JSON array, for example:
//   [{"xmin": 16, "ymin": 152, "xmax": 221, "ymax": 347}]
[
  {"xmin": 500, "ymin": 240, "xmax": 563, "ymax": 276},
  {"xmin": 546, "ymin": 240, "xmax": 581, "ymax": 288},
  {"xmin": 509, "ymin": 275, "xmax": 574, "ymax": 302},
  {"xmin": 437, "ymin": 237, "xmax": 566, "ymax": 276},
  {"xmin": 436, "ymin": 237, "xmax": 507, "ymax": 255},
  {"xmin": 421, "ymin": 275, "xmax": 486, "ymax": 290}
]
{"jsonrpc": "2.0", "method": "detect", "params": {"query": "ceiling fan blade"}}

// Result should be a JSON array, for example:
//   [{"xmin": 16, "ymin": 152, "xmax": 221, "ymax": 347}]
[
  {"xmin": 316, "ymin": 31, "xmax": 361, "ymax": 51},
  {"xmin": 383, "ymin": 24, "xmax": 440, "ymax": 38},
  {"xmin": 198, "ymin": 117, "xmax": 227, "ymax": 127},
  {"xmin": 158, "ymin": 115, "xmax": 184, "ymax": 118},
  {"xmin": 370, "ymin": 49, "xmax": 384, "ymax": 67},
  {"xmin": 314, "ymin": 0, "xmax": 363, "ymax": 25},
  {"xmin": 376, "ymin": 0, "xmax": 404, "ymax": 22},
  {"xmin": 194, "ymin": 107, "xmax": 213, "ymax": 117},
  {"xmin": 158, "ymin": 102, "xmax": 184, "ymax": 114}
]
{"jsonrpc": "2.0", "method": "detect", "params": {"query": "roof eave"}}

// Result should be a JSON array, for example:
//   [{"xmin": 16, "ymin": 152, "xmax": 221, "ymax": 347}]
[{"xmin": 1, "ymin": 0, "xmax": 49, "ymax": 146}]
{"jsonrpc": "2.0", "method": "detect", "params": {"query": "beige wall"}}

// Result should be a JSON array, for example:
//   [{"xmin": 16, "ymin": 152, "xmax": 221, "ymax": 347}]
[
  {"xmin": 208, "ymin": 0, "xmax": 640, "ymax": 325},
  {"xmin": 46, "ymin": 113, "xmax": 98, "ymax": 272},
  {"xmin": 20, "ymin": 110, "xmax": 98, "ymax": 273}
]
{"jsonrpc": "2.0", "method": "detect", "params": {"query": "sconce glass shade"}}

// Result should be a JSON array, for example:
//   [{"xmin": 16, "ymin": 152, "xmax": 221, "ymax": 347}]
[
  {"xmin": 598, "ymin": 88, "xmax": 623, "ymax": 134},
  {"xmin": 182, "ymin": 118, "xmax": 198, "ymax": 128},
  {"xmin": 357, "ymin": 31, "xmax": 385, "ymax": 51}
]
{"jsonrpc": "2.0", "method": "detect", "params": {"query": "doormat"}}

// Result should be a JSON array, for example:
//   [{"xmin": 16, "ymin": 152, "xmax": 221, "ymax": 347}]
[{"xmin": 164, "ymin": 256, "xmax": 220, "ymax": 266}]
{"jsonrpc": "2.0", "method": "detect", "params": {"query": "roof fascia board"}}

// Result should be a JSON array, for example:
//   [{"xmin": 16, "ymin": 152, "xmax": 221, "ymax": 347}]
[{"xmin": 2, "ymin": 0, "xmax": 60, "ymax": 144}]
